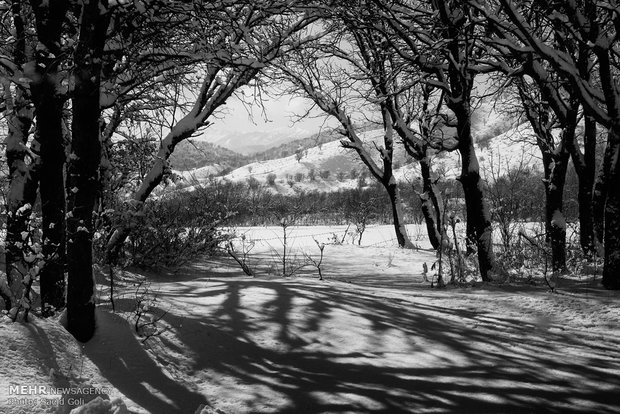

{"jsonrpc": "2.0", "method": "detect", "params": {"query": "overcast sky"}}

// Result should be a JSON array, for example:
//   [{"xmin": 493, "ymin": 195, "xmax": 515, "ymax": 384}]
[{"xmin": 199, "ymin": 92, "xmax": 336, "ymax": 148}]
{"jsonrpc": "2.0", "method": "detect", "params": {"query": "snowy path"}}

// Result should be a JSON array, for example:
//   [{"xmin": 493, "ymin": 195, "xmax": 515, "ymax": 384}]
[{"xmin": 96, "ymin": 246, "xmax": 620, "ymax": 414}]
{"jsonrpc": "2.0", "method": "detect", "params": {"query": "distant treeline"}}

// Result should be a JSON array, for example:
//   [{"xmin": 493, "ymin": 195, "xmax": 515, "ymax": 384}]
[{"xmin": 155, "ymin": 166, "xmax": 580, "ymax": 229}]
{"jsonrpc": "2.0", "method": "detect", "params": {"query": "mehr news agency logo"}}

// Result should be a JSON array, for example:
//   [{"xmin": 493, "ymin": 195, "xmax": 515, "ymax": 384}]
[{"xmin": 6, "ymin": 385, "xmax": 113, "ymax": 407}]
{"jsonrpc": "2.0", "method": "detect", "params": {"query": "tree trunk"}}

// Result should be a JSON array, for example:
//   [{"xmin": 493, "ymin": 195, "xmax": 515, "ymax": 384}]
[
  {"xmin": 419, "ymin": 156, "xmax": 443, "ymax": 250},
  {"xmin": 602, "ymin": 130, "xmax": 620, "ymax": 289},
  {"xmin": 454, "ymin": 106, "xmax": 496, "ymax": 281},
  {"xmin": 568, "ymin": 115, "xmax": 597, "ymax": 257},
  {"xmin": 36, "ymin": 102, "xmax": 67, "ymax": 313},
  {"xmin": 29, "ymin": 0, "xmax": 70, "ymax": 313},
  {"xmin": 545, "ymin": 146, "xmax": 569, "ymax": 273},
  {"xmin": 3, "ymin": 89, "xmax": 37, "ymax": 310},
  {"xmin": 592, "ymin": 146, "xmax": 608, "ymax": 256},
  {"xmin": 66, "ymin": 0, "xmax": 108, "ymax": 342},
  {"xmin": 380, "ymin": 109, "xmax": 413, "ymax": 249},
  {"xmin": 385, "ymin": 180, "xmax": 414, "ymax": 248},
  {"xmin": 2, "ymin": 0, "xmax": 36, "ymax": 310}
]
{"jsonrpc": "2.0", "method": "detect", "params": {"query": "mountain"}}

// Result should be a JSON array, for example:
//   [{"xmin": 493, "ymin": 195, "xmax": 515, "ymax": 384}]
[
  {"xmin": 168, "ymin": 107, "xmax": 534, "ymax": 196},
  {"xmin": 168, "ymin": 140, "xmax": 248, "ymax": 172},
  {"xmin": 203, "ymin": 126, "xmax": 312, "ymax": 155}
]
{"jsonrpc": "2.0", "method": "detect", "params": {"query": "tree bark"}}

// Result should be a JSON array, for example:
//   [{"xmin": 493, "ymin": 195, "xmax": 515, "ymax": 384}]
[
  {"xmin": 29, "ymin": 0, "xmax": 70, "ymax": 313},
  {"xmin": 453, "ymin": 104, "xmax": 496, "ymax": 281},
  {"xmin": 3, "ymin": 90, "xmax": 37, "ymax": 310},
  {"xmin": 385, "ymin": 180, "xmax": 414, "ymax": 248},
  {"xmin": 379, "ymin": 114, "xmax": 414, "ymax": 249},
  {"xmin": 592, "ymin": 144, "xmax": 608, "ymax": 255},
  {"xmin": 419, "ymin": 156, "xmax": 443, "ymax": 250},
  {"xmin": 66, "ymin": 0, "xmax": 109, "ymax": 342},
  {"xmin": 545, "ymin": 145, "xmax": 569, "ymax": 273},
  {"xmin": 602, "ymin": 130, "xmax": 620, "ymax": 289},
  {"xmin": 567, "ymin": 115, "xmax": 597, "ymax": 257},
  {"xmin": 2, "ymin": 0, "xmax": 37, "ymax": 309}
]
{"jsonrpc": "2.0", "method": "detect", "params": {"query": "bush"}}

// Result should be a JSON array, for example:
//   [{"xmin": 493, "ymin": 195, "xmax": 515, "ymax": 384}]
[
  {"xmin": 266, "ymin": 173, "xmax": 277, "ymax": 186},
  {"xmin": 99, "ymin": 191, "xmax": 231, "ymax": 269},
  {"xmin": 357, "ymin": 174, "xmax": 367, "ymax": 188},
  {"xmin": 247, "ymin": 176, "xmax": 260, "ymax": 190}
]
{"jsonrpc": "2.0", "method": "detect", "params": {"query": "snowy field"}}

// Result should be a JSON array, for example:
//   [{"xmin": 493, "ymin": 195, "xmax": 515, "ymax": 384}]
[{"xmin": 1, "ymin": 225, "xmax": 620, "ymax": 413}]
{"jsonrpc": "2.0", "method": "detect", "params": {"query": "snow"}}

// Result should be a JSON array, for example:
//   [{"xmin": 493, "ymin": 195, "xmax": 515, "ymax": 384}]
[
  {"xmin": 173, "ymin": 120, "xmax": 540, "ymax": 197},
  {"xmin": 2, "ymin": 225, "xmax": 619, "ymax": 413},
  {"xmin": 0, "ymin": 312, "xmax": 133, "ymax": 413},
  {"xmin": 551, "ymin": 210, "xmax": 567, "ymax": 230}
]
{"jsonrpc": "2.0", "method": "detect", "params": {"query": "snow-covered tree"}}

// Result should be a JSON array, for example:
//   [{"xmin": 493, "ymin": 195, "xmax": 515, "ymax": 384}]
[
  {"xmin": 104, "ymin": 2, "xmax": 320, "ymax": 262},
  {"xmin": 0, "ymin": 0, "xmax": 39, "ymax": 310},
  {"xmin": 277, "ymin": 32, "xmax": 416, "ymax": 249},
  {"xmin": 366, "ymin": 0, "xmax": 498, "ymax": 280},
  {"xmin": 473, "ymin": 0, "xmax": 620, "ymax": 287}
]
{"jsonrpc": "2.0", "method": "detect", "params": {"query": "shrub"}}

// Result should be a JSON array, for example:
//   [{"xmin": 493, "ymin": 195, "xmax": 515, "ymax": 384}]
[
  {"xmin": 295, "ymin": 149, "xmax": 305, "ymax": 162},
  {"xmin": 357, "ymin": 174, "xmax": 367, "ymax": 188},
  {"xmin": 100, "ymin": 191, "xmax": 231, "ymax": 269},
  {"xmin": 308, "ymin": 168, "xmax": 316, "ymax": 181},
  {"xmin": 247, "ymin": 176, "xmax": 260, "ymax": 190},
  {"xmin": 266, "ymin": 173, "xmax": 277, "ymax": 186}
]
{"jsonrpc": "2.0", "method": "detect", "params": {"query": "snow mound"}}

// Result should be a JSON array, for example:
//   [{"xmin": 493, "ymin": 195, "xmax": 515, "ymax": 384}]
[{"xmin": 0, "ymin": 312, "xmax": 131, "ymax": 413}]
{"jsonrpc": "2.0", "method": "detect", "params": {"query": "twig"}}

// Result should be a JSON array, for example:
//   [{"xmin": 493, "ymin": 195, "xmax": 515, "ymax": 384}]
[{"xmin": 519, "ymin": 230, "xmax": 555, "ymax": 292}]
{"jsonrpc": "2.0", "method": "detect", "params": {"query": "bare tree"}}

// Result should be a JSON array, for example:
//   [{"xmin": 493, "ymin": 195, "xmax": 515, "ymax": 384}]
[
  {"xmin": 331, "ymin": 8, "xmax": 448, "ymax": 251},
  {"xmin": 368, "ymin": 0, "xmax": 498, "ymax": 280},
  {"xmin": 105, "ymin": 1, "xmax": 320, "ymax": 262},
  {"xmin": 474, "ymin": 0, "xmax": 620, "ymax": 288},
  {"xmin": 277, "ymin": 23, "xmax": 416, "ymax": 248}
]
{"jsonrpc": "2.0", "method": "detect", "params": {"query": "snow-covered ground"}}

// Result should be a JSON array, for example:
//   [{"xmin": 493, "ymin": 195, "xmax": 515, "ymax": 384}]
[{"xmin": 1, "ymin": 225, "xmax": 619, "ymax": 414}]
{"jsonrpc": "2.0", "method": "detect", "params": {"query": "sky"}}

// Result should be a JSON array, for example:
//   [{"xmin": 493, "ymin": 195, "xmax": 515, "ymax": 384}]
[{"xmin": 197, "ymin": 91, "xmax": 337, "ymax": 153}]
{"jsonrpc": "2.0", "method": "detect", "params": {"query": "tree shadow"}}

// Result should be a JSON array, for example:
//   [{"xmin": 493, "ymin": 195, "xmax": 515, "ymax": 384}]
[
  {"xmin": 142, "ymin": 274, "xmax": 620, "ymax": 413},
  {"xmin": 83, "ymin": 309, "xmax": 209, "ymax": 414}
]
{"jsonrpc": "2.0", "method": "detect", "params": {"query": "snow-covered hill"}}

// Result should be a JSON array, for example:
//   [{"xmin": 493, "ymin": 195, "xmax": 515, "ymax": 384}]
[{"xmin": 171, "ymin": 116, "xmax": 541, "ymax": 196}]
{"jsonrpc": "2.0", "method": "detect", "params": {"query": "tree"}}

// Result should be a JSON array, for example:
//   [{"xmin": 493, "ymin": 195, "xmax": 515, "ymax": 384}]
[
  {"xmin": 28, "ymin": 0, "xmax": 70, "ymax": 314},
  {"xmin": 0, "ymin": 0, "xmax": 38, "ymax": 309},
  {"xmin": 474, "ymin": 0, "xmax": 620, "ymax": 287},
  {"xmin": 345, "ymin": 189, "xmax": 380, "ymax": 245},
  {"xmin": 105, "ymin": 1, "xmax": 320, "ymax": 262},
  {"xmin": 278, "ymin": 19, "xmax": 416, "ymax": 248},
  {"xmin": 372, "ymin": 0, "xmax": 498, "ymax": 279},
  {"xmin": 386, "ymin": 82, "xmax": 448, "ymax": 251},
  {"xmin": 483, "ymin": 147, "xmax": 541, "ymax": 252},
  {"xmin": 516, "ymin": 78, "xmax": 574, "ymax": 272},
  {"xmin": 64, "ymin": 0, "xmax": 110, "ymax": 342},
  {"xmin": 0, "ymin": 0, "xmax": 320, "ymax": 340},
  {"xmin": 328, "ymin": 5, "xmax": 448, "ymax": 251},
  {"xmin": 476, "ymin": 0, "xmax": 602, "ymax": 268}
]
